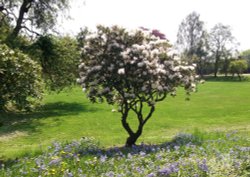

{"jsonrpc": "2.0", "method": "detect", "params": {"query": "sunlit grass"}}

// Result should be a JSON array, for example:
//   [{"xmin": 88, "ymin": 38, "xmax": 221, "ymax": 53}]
[{"xmin": 0, "ymin": 80, "xmax": 250, "ymax": 160}]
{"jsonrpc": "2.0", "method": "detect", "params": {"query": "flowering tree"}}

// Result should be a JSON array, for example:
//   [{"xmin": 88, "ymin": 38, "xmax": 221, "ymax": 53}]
[{"xmin": 77, "ymin": 25, "xmax": 197, "ymax": 147}]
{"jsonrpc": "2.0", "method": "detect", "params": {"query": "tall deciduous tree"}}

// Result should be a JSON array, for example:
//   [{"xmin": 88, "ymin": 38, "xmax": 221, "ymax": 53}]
[
  {"xmin": 209, "ymin": 23, "xmax": 237, "ymax": 77},
  {"xmin": 176, "ymin": 11, "xmax": 208, "ymax": 76},
  {"xmin": 0, "ymin": 0, "xmax": 69, "ymax": 40},
  {"xmin": 78, "ymin": 25, "xmax": 198, "ymax": 147},
  {"xmin": 29, "ymin": 35, "xmax": 80, "ymax": 91},
  {"xmin": 241, "ymin": 49, "xmax": 250, "ymax": 71}
]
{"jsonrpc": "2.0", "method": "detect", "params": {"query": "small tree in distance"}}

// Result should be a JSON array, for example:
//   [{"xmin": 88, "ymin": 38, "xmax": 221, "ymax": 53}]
[
  {"xmin": 229, "ymin": 59, "xmax": 248, "ymax": 80},
  {"xmin": 77, "ymin": 25, "xmax": 198, "ymax": 147}
]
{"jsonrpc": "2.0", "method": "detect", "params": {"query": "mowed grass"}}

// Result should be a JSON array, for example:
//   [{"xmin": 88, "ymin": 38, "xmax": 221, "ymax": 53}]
[{"xmin": 0, "ymin": 80, "xmax": 250, "ymax": 160}]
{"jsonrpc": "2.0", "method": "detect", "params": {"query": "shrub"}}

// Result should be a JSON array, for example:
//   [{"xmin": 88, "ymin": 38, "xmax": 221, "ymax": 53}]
[
  {"xmin": 77, "ymin": 25, "xmax": 198, "ymax": 146},
  {"xmin": 0, "ymin": 44, "xmax": 43, "ymax": 111}
]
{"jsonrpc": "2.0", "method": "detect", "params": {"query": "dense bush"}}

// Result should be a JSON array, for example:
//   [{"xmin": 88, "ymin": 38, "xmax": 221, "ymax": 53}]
[{"xmin": 0, "ymin": 44, "xmax": 43, "ymax": 111}]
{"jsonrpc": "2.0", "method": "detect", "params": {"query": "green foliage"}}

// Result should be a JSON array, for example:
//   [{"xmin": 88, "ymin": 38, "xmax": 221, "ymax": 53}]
[
  {"xmin": 0, "ymin": 44, "xmax": 44, "ymax": 111},
  {"xmin": 0, "ymin": 14, "xmax": 12, "ymax": 42},
  {"xmin": 1, "ymin": 0, "xmax": 70, "ymax": 37},
  {"xmin": 29, "ymin": 35, "xmax": 80, "ymax": 91},
  {"xmin": 241, "ymin": 49, "xmax": 250, "ymax": 68},
  {"xmin": 229, "ymin": 59, "xmax": 248, "ymax": 79}
]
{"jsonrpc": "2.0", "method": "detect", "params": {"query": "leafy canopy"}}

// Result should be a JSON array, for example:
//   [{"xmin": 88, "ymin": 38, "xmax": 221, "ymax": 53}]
[{"xmin": 29, "ymin": 35, "xmax": 80, "ymax": 91}]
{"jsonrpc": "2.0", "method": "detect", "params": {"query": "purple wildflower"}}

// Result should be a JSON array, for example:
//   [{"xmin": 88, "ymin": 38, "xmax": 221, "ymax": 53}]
[
  {"xmin": 147, "ymin": 172, "xmax": 155, "ymax": 177},
  {"xmin": 198, "ymin": 159, "xmax": 209, "ymax": 172},
  {"xmin": 158, "ymin": 167, "xmax": 171, "ymax": 175},
  {"xmin": 48, "ymin": 158, "xmax": 61, "ymax": 166},
  {"xmin": 140, "ymin": 151, "xmax": 146, "ymax": 157},
  {"xmin": 100, "ymin": 155, "xmax": 107, "ymax": 163}
]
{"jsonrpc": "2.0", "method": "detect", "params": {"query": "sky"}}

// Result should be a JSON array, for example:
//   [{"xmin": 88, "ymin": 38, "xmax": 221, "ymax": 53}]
[{"xmin": 59, "ymin": 0, "xmax": 250, "ymax": 51}]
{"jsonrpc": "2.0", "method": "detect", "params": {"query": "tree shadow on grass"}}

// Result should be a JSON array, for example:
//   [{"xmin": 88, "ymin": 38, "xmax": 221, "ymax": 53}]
[
  {"xmin": 0, "ymin": 102, "xmax": 97, "ymax": 136},
  {"xmin": 78, "ymin": 133, "xmax": 203, "ymax": 159},
  {"xmin": 1, "ymin": 133, "xmax": 204, "ymax": 167}
]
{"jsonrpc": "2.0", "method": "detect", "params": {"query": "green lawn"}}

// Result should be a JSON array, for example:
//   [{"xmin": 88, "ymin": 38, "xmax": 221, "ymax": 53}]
[{"xmin": 1, "ymin": 80, "xmax": 250, "ymax": 159}]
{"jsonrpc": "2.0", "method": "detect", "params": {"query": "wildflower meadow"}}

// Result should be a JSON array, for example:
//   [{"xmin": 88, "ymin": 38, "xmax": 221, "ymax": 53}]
[{"xmin": 1, "ymin": 131, "xmax": 249, "ymax": 176}]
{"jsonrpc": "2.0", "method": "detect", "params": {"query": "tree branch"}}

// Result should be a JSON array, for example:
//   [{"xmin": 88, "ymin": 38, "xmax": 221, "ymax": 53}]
[
  {"xmin": 121, "ymin": 102, "xmax": 134, "ymax": 136},
  {"xmin": 21, "ymin": 25, "xmax": 41, "ymax": 36},
  {"xmin": 0, "ymin": 5, "xmax": 18, "ymax": 20},
  {"xmin": 156, "ymin": 92, "xmax": 167, "ymax": 102},
  {"xmin": 143, "ymin": 105, "xmax": 155, "ymax": 126}
]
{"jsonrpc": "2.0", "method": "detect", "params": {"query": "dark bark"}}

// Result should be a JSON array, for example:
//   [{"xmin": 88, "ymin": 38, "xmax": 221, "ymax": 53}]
[
  {"xmin": 9, "ymin": 0, "xmax": 33, "ymax": 39},
  {"xmin": 125, "ymin": 127, "xmax": 142, "ymax": 147},
  {"xmin": 237, "ymin": 73, "xmax": 241, "ymax": 81},
  {"xmin": 197, "ymin": 59, "xmax": 204, "ymax": 78},
  {"xmin": 223, "ymin": 58, "xmax": 230, "ymax": 77},
  {"xmin": 214, "ymin": 52, "xmax": 220, "ymax": 78},
  {"xmin": 121, "ymin": 101, "xmax": 155, "ymax": 147}
]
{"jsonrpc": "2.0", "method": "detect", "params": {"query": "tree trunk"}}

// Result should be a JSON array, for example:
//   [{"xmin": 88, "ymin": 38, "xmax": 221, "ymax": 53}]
[
  {"xmin": 238, "ymin": 73, "xmax": 241, "ymax": 81},
  {"xmin": 121, "ymin": 102, "xmax": 155, "ymax": 147},
  {"xmin": 9, "ymin": 0, "xmax": 33, "ymax": 39},
  {"xmin": 214, "ymin": 54, "xmax": 219, "ymax": 78},
  {"xmin": 125, "ymin": 129, "xmax": 142, "ymax": 147}
]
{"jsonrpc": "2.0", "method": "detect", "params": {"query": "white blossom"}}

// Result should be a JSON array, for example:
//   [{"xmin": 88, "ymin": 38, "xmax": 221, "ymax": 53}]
[
  {"xmin": 78, "ymin": 63, "xmax": 85, "ymax": 69},
  {"xmin": 157, "ymin": 85, "xmax": 163, "ymax": 91},
  {"xmin": 118, "ymin": 68, "xmax": 125, "ymax": 75},
  {"xmin": 93, "ymin": 65, "xmax": 102, "ymax": 71},
  {"xmin": 78, "ymin": 25, "xmax": 197, "ymax": 109}
]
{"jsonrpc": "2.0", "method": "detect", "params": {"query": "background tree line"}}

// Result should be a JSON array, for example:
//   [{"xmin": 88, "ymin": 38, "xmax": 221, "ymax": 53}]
[{"xmin": 176, "ymin": 11, "xmax": 249, "ymax": 78}]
